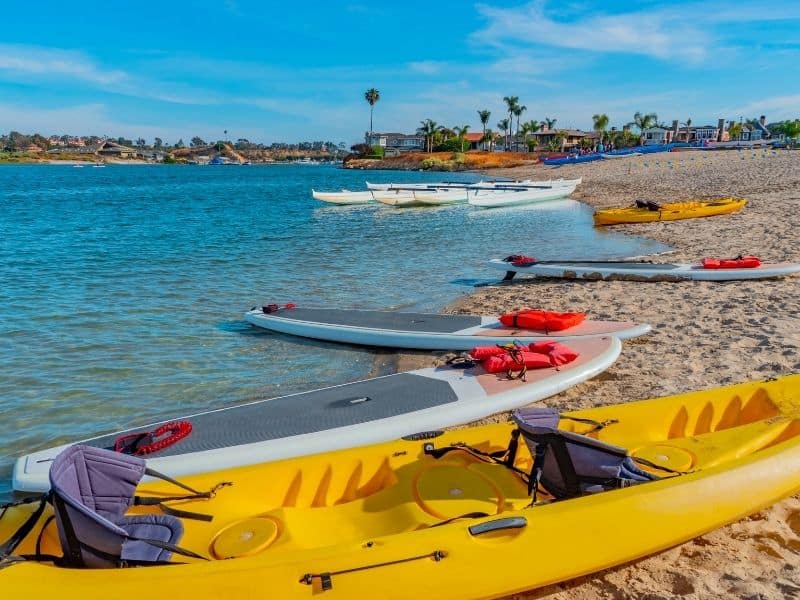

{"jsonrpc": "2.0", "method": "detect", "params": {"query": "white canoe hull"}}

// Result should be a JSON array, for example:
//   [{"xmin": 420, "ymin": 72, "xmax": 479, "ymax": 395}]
[
  {"xmin": 311, "ymin": 190, "xmax": 375, "ymax": 204},
  {"xmin": 366, "ymin": 178, "xmax": 582, "ymax": 191},
  {"xmin": 468, "ymin": 185, "xmax": 576, "ymax": 208},
  {"xmin": 488, "ymin": 258, "xmax": 800, "ymax": 281}
]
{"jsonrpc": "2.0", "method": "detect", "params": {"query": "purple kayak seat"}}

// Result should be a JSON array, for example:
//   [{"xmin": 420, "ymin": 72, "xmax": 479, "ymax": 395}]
[
  {"xmin": 49, "ymin": 445, "xmax": 184, "ymax": 568},
  {"xmin": 512, "ymin": 407, "xmax": 658, "ymax": 500}
]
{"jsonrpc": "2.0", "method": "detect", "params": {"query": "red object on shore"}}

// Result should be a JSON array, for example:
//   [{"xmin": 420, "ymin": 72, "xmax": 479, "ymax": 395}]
[
  {"xmin": 499, "ymin": 309, "xmax": 586, "ymax": 332},
  {"xmin": 503, "ymin": 255, "xmax": 537, "ymax": 267},
  {"xmin": 701, "ymin": 256, "xmax": 761, "ymax": 269},
  {"xmin": 469, "ymin": 340, "xmax": 580, "ymax": 373}
]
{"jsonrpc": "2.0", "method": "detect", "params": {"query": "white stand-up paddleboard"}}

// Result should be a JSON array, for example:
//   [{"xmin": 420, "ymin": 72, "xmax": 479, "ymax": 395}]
[
  {"xmin": 489, "ymin": 258, "xmax": 800, "ymax": 282},
  {"xmin": 245, "ymin": 306, "xmax": 650, "ymax": 349},
  {"xmin": 13, "ymin": 337, "xmax": 621, "ymax": 492}
]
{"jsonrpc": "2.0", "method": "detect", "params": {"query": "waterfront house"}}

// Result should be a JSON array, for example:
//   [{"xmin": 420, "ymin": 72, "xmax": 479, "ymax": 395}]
[
  {"xmin": 642, "ymin": 126, "xmax": 674, "ymax": 145},
  {"xmin": 529, "ymin": 129, "xmax": 598, "ymax": 151},
  {"xmin": 365, "ymin": 132, "xmax": 425, "ymax": 153},
  {"xmin": 97, "ymin": 140, "xmax": 138, "ymax": 159}
]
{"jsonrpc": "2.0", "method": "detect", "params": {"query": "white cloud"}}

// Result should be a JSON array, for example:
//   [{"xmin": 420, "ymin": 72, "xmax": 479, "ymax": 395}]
[
  {"xmin": 0, "ymin": 44, "xmax": 128, "ymax": 86},
  {"xmin": 472, "ymin": 1, "xmax": 708, "ymax": 62},
  {"xmin": 726, "ymin": 95, "xmax": 800, "ymax": 121}
]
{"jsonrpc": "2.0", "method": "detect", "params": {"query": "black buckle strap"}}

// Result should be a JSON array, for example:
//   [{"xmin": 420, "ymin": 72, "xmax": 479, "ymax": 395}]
[
  {"xmin": 134, "ymin": 468, "xmax": 233, "ymax": 521},
  {"xmin": 0, "ymin": 494, "xmax": 48, "ymax": 558}
]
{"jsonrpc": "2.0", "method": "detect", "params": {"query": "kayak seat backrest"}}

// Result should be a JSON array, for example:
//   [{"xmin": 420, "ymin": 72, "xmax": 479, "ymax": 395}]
[
  {"xmin": 512, "ymin": 407, "xmax": 658, "ymax": 500},
  {"xmin": 49, "ymin": 445, "xmax": 183, "ymax": 568}
]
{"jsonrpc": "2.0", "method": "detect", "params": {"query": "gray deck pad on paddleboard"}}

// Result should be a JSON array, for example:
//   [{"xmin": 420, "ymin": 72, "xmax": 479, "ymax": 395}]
[
  {"xmin": 268, "ymin": 307, "xmax": 482, "ymax": 333},
  {"xmin": 87, "ymin": 373, "xmax": 458, "ymax": 458}
]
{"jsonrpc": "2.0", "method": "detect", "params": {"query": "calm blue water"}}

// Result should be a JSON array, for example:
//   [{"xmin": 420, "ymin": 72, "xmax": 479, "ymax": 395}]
[{"xmin": 0, "ymin": 164, "xmax": 669, "ymax": 495}]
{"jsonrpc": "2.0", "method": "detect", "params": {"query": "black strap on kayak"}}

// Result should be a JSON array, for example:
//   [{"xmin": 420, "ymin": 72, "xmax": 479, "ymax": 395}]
[
  {"xmin": 133, "ymin": 469, "xmax": 232, "ymax": 522},
  {"xmin": 423, "ymin": 432, "xmax": 531, "ymax": 484},
  {"xmin": 560, "ymin": 415, "xmax": 619, "ymax": 434},
  {"xmin": 429, "ymin": 512, "xmax": 490, "ymax": 528},
  {"xmin": 300, "ymin": 550, "xmax": 446, "ymax": 592},
  {"xmin": 0, "ymin": 494, "xmax": 49, "ymax": 560}
]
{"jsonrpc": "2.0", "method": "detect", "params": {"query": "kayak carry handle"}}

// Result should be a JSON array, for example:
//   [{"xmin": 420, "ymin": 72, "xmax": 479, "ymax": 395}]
[{"xmin": 468, "ymin": 516, "xmax": 527, "ymax": 536}]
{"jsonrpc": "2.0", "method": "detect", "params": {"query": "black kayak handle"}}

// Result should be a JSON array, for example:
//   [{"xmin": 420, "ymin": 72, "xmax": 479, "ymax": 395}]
[{"xmin": 468, "ymin": 516, "xmax": 527, "ymax": 536}]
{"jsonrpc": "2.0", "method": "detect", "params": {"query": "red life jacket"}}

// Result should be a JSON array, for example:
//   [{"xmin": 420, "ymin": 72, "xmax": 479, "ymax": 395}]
[
  {"xmin": 470, "ymin": 341, "xmax": 579, "ymax": 373},
  {"xmin": 499, "ymin": 309, "xmax": 586, "ymax": 332},
  {"xmin": 701, "ymin": 256, "xmax": 761, "ymax": 269}
]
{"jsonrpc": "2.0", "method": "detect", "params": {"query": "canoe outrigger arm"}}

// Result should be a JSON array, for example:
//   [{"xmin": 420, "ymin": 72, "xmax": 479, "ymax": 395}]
[{"xmin": 503, "ymin": 271, "xmax": 516, "ymax": 282}]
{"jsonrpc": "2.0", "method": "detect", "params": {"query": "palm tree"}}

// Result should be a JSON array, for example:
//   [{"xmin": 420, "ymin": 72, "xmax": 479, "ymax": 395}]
[
  {"xmin": 630, "ymin": 111, "xmax": 658, "ymax": 143},
  {"xmin": 681, "ymin": 118, "xmax": 692, "ymax": 143},
  {"xmin": 453, "ymin": 125, "xmax": 471, "ymax": 152},
  {"xmin": 592, "ymin": 113, "xmax": 610, "ymax": 145},
  {"xmin": 416, "ymin": 119, "xmax": 439, "ymax": 153},
  {"xmin": 519, "ymin": 120, "xmax": 537, "ymax": 151},
  {"xmin": 540, "ymin": 117, "xmax": 557, "ymax": 131},
  {"xmin": 497, "ymin": 119, "xmax": 510, "ymax": 149},
  {"xmin": 364, "ymin": 88, "xmax": 380, "ymax": 137},
  {"xmin": 477, "ymin": 110, "xmax": 491, "ymax": 149},
  {"xmin": 481, "ymin": 129, "xmax": 496, "ymax": 152},
  {"xmin": 502, "ymin": 96, "xmax": 519, "ymax": 149},
  {"xmin": 512, "ymin": 105, "xmax": 527, "ymax": 149}
]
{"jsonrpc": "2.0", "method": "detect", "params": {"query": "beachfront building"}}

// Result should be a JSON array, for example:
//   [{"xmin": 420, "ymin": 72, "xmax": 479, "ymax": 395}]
[
  {"xmin": 97, "ymin": 140, "xmax": 138, "ymax": 159},
  {"xmin": 528, "ymin": 129, "xmax": 598, "ymax": 151},
  {"xmin": 365, "ymin": 132, "xmax": 425, "ymax": 153},
  {"xmin": 642, "ymin": 126, "xmax": 674, "ymax": 145}
]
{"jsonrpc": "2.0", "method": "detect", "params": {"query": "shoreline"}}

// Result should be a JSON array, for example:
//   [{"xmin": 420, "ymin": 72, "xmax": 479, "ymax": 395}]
[{"xmin": 394, "ymin": 150, "xmax": 800, "ymax": 598}]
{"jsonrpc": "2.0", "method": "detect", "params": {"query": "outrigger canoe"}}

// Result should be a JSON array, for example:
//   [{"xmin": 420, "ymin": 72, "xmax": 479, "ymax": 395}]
[
  {"xmin": 12, "ymin": 336, "xmax": 620, "ymax": 493},
  {"xmin": 244, "ymin": 305, "xmax": 651, "ymax": 349},
  {"xmin": 3, "ymin": 375, "xmax": 800, "ymax": 598},
  {"xmin": 593, "ymin": 198, "xmax": 746, "ymax": 225}
]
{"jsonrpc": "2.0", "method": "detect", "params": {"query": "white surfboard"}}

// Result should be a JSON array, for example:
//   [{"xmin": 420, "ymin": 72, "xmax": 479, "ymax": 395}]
[
  {"xmin": 245, "ymin": 306, "xmax": 650, "ymax": 349},
  {"xmin": 489, "ymin": 258, "xmax": 800, "ymax": 282},
  {"xmin": 13, "ymin": 337, "xmax": 621, "ymax": 492}
]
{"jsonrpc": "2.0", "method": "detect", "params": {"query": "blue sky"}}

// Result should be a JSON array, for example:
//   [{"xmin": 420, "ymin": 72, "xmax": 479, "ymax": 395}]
[{"xmin": 1, "ymin": 0, "xmax": 799, "ymax": 145}]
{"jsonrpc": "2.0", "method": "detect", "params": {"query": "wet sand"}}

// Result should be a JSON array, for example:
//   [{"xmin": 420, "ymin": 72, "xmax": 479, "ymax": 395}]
[{"xmin": 398, "ymin": 149, "xmax": 800, "ymax": 599}]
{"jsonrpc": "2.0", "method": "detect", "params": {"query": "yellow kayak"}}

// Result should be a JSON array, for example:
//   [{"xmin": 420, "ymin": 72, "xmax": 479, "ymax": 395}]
[
  {"xmin": 594, "ymin": 197, "xmax": 747, "ymax": 225},
  {"xmin": 2, "ymin": 374, "xmax": 800, "ymax": 598}
]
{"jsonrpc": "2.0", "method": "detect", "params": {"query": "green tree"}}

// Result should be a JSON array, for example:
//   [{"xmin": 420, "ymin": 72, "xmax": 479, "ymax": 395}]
[
  {"xmin": 416, "ymin": 118, "xmax": 439, "ymax": 153},
  {"xmin": 453, "ymin": 124, "xmax": 471, "ymax": 152},
  {"xmin": 547, "ymin": 130, "xmax": 566, "ymax": 152},
  {"xmin": 497, "ymin": 118, "xmax": 510, "ymax": 149},
  {"xmin": 681, "ymin": 118, "xmax": 692, "ymax": 143},
  {"xmin": 480, "ymin": 129, "xmax": 497, "ymax": 151},
  {"xmin": 135, "ymin": 137, "xmax": 146, "ymax": 148},
  {"xmin": 540, "ymin": 117, "xmax": 557, "ymax": 131},
  {"xmin": 364, "ymin": 88, "xmax": 380, "ymax": 136},
  {"xmin": 502, "ymin": 96, "xmax": 519, "ymax": 149},
  {"xmin": 190, "ymin": 136, "xmax": 206, "ymax": 147},
  {"xmin": 153, "ymin": 137, "xmax": 163, "ymax": 149},
  {"xmin": 728, "ymin": 122, "xmax": 743, "ymax": 141},
  {"xmin": 519, "ymin": 120, "xmax": 538, "ymax": 151},
  {"xmin": 629, "ymin": 111, "xmax": 658, "ymax": 142},
  {"xmin": 477, "ymin": 109, "xmax": 491, "ymax": 149},
  {"xmin": 175, "ymin": 139, "xmax": 185, "ymax": 149},
  {"xmin": 512, "ymin": 104, "xmax": 527, "ymax": 149},
  {"xmin": 592, "ymin": 113, "xmax": 610, "ymax": 144}
]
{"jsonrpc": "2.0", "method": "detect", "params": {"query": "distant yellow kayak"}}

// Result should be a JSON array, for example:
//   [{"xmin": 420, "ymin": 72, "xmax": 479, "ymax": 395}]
[
  {"xmin": 594, "ymin": 197, "xmax": 747, "ymax": 225},
  {"xmin": 2, "ymin": 375, "xmax": 800, "ymax": 598}
]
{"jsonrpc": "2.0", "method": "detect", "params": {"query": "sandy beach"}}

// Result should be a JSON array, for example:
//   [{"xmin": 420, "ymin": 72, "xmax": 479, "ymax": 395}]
[{"xmin": 396, "ymin": 149, "xmax": 800, "ymax": 599}]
